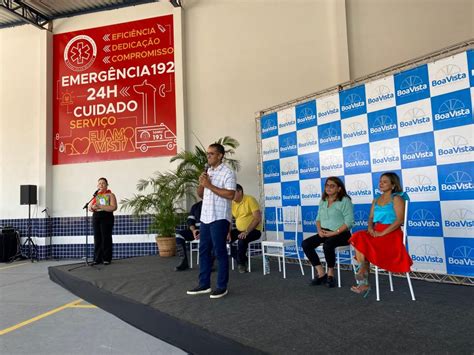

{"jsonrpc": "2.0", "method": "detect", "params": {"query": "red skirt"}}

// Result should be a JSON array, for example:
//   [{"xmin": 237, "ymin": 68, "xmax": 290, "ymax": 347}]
[{"xmin": 349, "ymin": 224, "xmax": 413, "ymax": 273}]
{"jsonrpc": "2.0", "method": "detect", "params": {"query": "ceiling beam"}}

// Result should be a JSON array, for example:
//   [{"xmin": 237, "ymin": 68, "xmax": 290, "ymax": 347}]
[
  {"xmin": 1, "ymin": 0, "xmax": 51, "ymax": 30},
  {"xmin": 170, "ymin": 0, "xmax": 182, "ymax": 7}
]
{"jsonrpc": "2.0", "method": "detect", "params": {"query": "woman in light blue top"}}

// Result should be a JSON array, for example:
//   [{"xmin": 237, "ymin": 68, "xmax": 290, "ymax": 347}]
[{"xmin": 302, "ymin": 177, "xmax": 354, "ymax": 288}]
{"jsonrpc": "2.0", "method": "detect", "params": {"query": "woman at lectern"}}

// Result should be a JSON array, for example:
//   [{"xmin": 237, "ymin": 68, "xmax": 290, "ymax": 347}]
[
  {"xmin": 301, "ymin": 177, "xmax": 354, "ymax": 288},
  {"xmin": 349, "ymin": 172, "xmax": 412, "ymax": 297},
  {"xmin": 88, "ymin": 177, "xmax": 117, "ymax": 265}
]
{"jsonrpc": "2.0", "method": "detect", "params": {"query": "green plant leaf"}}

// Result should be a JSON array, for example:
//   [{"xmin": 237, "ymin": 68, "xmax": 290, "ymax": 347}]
[{"xmin": 121, "ymin": 136, "xmax": 240, "ymax": 236}]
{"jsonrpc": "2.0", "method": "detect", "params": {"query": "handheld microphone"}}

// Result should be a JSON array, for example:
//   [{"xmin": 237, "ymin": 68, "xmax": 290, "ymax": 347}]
[
  {"xmin": 93, "ymin": 189, "xmax": 100, "ymax": 196},
  {"xmin": 204, "ymin": 163, "xmax": 209, "ymax": 173}
]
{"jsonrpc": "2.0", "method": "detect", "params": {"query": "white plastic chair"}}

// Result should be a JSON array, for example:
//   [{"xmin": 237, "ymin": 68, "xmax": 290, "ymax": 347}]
[
  {"xmin": 261, "ymin": 206, "xmax": 305, "ymax": 278},
  {"xmin": 247, "ymin": 236, "xmax": 263, "ymax": 272},
  {"xmin": 374, "ymin": 200, "xmax": 416, "ymax": 301},
  {"xmin": 189, "ymin": 239, "xmax": 200, "ymax": 269},
  {"xmin": 225, "ymin": 232, "xmax": 263, "ymax": 273},
  {"xmin": 312, "ymin": 244, "xmax": 353, "ymax": 288},
  {"xmin": 188, "ymin": 239, "xmax": 235, "ymax": 270}
]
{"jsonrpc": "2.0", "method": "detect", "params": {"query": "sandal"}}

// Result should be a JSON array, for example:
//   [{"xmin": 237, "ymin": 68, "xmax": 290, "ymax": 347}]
[
  {"xmin": 355, "ymin": 270, "xmax": 368, "ymax": 282},
  {"xmin": 350, "ymin": 284, "xmax": 371, "ymax": 298},
  {"xmin": 354, "ymin": 262, "xmax": 369, "ymax": 281}
]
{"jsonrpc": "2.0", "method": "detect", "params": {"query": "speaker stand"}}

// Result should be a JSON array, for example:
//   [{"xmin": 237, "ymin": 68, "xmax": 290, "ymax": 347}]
[{"xmin": 23, "ymin": 203, "xmax": 39, "ymax": 262}]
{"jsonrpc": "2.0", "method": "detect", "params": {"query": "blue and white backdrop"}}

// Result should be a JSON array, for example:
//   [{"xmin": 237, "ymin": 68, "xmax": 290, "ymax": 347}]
[{"xmin": 258, "ymin": 49, "xmax": 474, "ymax": 277}]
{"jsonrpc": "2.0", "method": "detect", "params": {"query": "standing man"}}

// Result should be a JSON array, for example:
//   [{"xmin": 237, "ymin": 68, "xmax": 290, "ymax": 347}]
[
  {"xmin": 228, "ymin": 184, "xmax": 262, "ymax": 273},
  {"xmin": 187, "ymin": 143, "xmax": 236, "ymax": 299}
]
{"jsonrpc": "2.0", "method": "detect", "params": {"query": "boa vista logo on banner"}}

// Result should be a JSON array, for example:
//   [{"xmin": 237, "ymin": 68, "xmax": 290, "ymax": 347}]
[
  {"xmin": 353, "ymin": 205, "xmax": 370, "ymax": 232},
  {"xmin": 261, "ymin": 112, "xmax": 278, "ymax": 139},
  {"xmin": 407, "ymin": 201, "xmax": 443, "ymax": 237},
  {"xmin": 280, "ymin": 157, "xmax": 299, "ymax": 182},
  {"xmin": 261, "ymin": 136, "xmax": 279, "ymax": 161},
  {"xmin": 296, "ymin": 100, "xmax": 317, "ymax": 130},
  {"xmin": 301, "ymin": 206, "xmax": 318, "ymax": 233},
  {"xmin": 441, "ymin": 201, "xmax": 474, "ymax": 238},
  {"xmin": 409, "ymin": 237, "xmax": 446, "ymax": 274},
  {"xmin": 53, "ymin": 15, "xmax": 177, "ymax": 164},
  {"xmin": 444, "ymin": 239, "xmax": 474, "ymax": 276},
  {"xmin": 299, "ymin": 179, "xmax": 321, "ymax": 205}
]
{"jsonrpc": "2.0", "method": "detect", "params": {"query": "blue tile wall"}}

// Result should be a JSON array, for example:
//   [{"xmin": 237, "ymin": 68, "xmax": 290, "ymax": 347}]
[
  {"xmin": 0, "ymin": 215, "xmax": 179, "ymax": 260},
  {"xmin": 0, "ymin": 215, "xmax": 155, "ymax": 238}
]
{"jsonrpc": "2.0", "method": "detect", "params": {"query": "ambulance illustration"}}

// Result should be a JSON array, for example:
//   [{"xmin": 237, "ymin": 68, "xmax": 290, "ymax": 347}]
[{"xmin": 135, "ymin": 123, "xmax": 177, "ymax": 152}]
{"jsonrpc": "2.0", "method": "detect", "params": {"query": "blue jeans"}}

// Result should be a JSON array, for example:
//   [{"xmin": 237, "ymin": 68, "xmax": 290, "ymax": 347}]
[{"xmin": 199, "ymin": 219, "xmax": 230, "ymax": 290}]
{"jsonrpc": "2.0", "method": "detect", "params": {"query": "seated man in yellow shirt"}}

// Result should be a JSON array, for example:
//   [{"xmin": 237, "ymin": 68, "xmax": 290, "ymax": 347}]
[{"xmin": 227, "ymin": 184, "xmax": 262, "ymax": 273}]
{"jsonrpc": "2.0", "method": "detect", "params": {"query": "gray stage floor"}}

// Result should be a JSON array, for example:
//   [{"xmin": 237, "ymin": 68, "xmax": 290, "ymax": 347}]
[
  {"xmin": 49, "ymin": 255, "xmax": 474, "ymax": 354},
  {"xmin": 0, "ymin": 259, "xmax": 185, "ymax": 355}
]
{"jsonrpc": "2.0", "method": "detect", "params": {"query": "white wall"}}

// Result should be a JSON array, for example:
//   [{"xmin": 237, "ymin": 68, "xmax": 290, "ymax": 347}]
[
  {"xmin": 0, "ymin": 26, "xmax": 46, "ymax": 219},
  {"xmin": 183, "ymin": 0, "xmax": 350, "ymax": 197},
  {"xmin": 346, "ymin": 0, "xmax": 474, "ymax": 79},
  {"xmin": 0, "ymin": 0, "xmax": 472, "ymax": 219},
  {"xmin": 0, "ymin": 31, "xmax": 3, "ymax": 211}
]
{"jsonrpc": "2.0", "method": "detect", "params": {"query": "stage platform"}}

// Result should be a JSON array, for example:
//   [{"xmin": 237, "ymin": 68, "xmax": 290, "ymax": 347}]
[{"xmin": 49, "ymin": 255, "xmax": 474, "ymax": 354}]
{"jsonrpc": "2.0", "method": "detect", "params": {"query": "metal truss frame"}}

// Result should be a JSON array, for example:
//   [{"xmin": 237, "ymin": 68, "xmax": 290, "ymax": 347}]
[
  {"xmin": 1, "ymin": 0, "xmax": 51, "ymax": 30},
  {"xmin": 257, "ymin": 39, "xmax": 473, "ymax": 116},
  {"xmin": 170, "ymin": 0, "xmax": 182, "ymax": 7},
  {"xmin": 0, "ymin": 0, "xmax": 181, "ymax": 30}
]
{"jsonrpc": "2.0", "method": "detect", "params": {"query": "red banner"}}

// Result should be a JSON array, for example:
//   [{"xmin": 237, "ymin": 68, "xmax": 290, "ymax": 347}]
[{"xmin": 53, "ymin": 15, "xmax": 177, "ymax": 165}]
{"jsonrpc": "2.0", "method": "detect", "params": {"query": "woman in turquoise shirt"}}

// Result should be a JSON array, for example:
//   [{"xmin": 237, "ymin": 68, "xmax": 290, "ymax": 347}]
[
  {"xmin": 349, "ymin": 172, "xmax": 413, "ymax": 297},
  {"xmin": 302, "ymin": 177, "xmax": 354, "ymax": 288}
]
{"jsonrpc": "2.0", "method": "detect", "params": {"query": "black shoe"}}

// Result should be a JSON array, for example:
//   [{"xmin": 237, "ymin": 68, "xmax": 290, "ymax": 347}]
[
  {"xmin": 237, "ymin": 264, "xmax": 247, "ymax": 273},
  {"xmin": 187, "ymin": 286, "xmax": 212, "ymax": 295},
  {"xmin": 103, "ymin": 261, "xmax": 111, "ymax": 265},
  {"xmin": 90, "ymin": 261, "xmax": 102, "ymax": 266},
  {"xmin": 326, "ymin": 276, "xmax": 336, "ymax": 288},
  {"xmin": 175, "ymin": 261, "xmax": 189, "ymax": 271},
  {"xmin": 310, "ymin": 274, "xmax": 327, "ymax": 286},
  {"xmin": 210, "ymin": 288, "xmax": 228, "ymax": 299}
]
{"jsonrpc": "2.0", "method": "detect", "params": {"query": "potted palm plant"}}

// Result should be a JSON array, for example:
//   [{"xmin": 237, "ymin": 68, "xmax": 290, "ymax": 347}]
[
  {"xmin": 121, "ymin": 136, "xmax": 241, "ymax": 257},
  {"xmin": 171, "ymin": 136, "xmax": 241, "ymax": 190},
  {"xmin": 121, "ymin": 171, "xmax": 189, "ymax": 257}
]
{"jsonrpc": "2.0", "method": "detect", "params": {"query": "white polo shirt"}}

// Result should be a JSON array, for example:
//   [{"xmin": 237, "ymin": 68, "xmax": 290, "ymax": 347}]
[{"xmin": 200, "ymin": 163, "xmax": 236, "ymax": 224}]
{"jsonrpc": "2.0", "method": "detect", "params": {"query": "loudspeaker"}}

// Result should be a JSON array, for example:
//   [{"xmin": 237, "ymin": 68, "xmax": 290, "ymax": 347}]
[
  {"xmin": 20, "ymin": 185, "xmax": 37, "ymax": 205},
  {"xmin": 0, "ymin": 227, "xmax": 19, "ymax": 262}
]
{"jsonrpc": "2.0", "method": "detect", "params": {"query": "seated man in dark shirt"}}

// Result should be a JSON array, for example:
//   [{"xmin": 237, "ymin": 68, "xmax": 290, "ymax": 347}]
[{"xmin": 175, "ymin": 200, "xmax": 202, "ymax": 271}]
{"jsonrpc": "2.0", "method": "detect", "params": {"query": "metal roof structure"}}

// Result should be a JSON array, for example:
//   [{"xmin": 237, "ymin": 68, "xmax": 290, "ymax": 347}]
[{"xmin": 0, "ymin": 0, "xmax": 181, "ymax": 30}]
